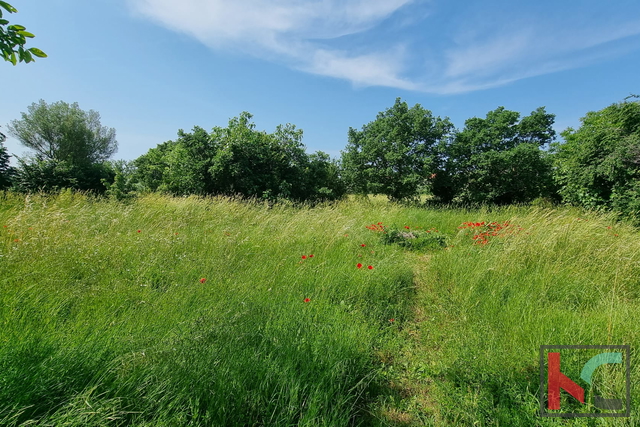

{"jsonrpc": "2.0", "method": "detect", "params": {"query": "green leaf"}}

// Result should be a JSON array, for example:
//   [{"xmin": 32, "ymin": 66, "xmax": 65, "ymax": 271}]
[
  {"xmin": 0, "ymin": 1, "xmax": 17, "ymax": 13},
  {"xmin": 0, "ymin": 19, "xmax": 9, "ymax": 24},
  {"xmin": 17, "ymin": 30, "xmax": 34, "ymax": 38},
  {"xmin": 19, "ymin": 48, "xmax": 32, "ymax": 63},
  {"xmin": 9, "ymin": 51, "xmax": 16, "ymax": 65},
  {"xmin": 7, "ymin": 23, "xmax": 24, "ymax": 31},
  {"xmin": 28, "ymin": 47, "xmax": 46, "ymax": 58}
]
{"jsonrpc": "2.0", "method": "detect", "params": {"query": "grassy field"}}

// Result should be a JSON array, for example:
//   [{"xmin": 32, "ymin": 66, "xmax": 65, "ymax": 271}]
[{"xmin": 0, "ymin": 191, "xmax": 638, "ymax": 426}]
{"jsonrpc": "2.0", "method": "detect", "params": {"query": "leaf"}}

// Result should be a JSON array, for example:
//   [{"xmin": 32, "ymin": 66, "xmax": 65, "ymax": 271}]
[
  {"xmin": 7, "ymin": 23, "xmax": 24, "ymax": 30},
  {"xmin": 28, "ymin": 47, "xmax": 46, "ymax": 58},
  {"xmin": 19, "ymin": 48, "xmax": 32, "ymax": 63},
  {"xmin": 17, "ymin": 30, "xmax": 34, "ymax": 38},
  {"xmin": 9, "ymin": 51, "xmax": 16, "ymax": 65},
  {"xmin": 0, "ymin": 1, "xmax": 17, "ymax": 13},
  {"xmin": 0, "ymin": 19, "xmax": 8, "ymax": 25}
]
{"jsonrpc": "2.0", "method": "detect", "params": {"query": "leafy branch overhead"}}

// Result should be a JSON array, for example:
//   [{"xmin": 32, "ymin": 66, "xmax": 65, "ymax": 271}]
[{"xmin": 0, "ymin": 1, "xmax": 47, "ymax": 65}]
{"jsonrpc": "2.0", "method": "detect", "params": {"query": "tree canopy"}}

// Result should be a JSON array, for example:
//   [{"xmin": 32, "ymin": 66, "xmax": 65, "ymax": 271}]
[
  {"xmin": 341, "ymin": 98, "xmax": 453, "ymax": 201},
  {"xmin": 0, "ymin": 1, "xmax": 46, "ymax": 65},
  {"xmin": 133, "ymin": 112, "xmax": 345, "ymax": 202},
  {"xmin": 433, "ymin": 106, "xmax": 556, "ymax": 204},
  {"xmin": 552, "ymin": 97, "xmax": 640, "ymax": 216},
  {"xmin": 7, "ymin": 100, "xmax": 117, "ymax": 192}
]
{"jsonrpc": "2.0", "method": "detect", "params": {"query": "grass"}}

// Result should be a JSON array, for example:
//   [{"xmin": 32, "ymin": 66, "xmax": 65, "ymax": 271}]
[{"xmin": 0, "ymin": 191, "xmax": 638, "ymax": 425}]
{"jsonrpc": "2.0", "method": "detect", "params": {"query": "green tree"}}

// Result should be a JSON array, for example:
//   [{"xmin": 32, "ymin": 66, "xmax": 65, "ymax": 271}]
[
  {"xmin": 133, "ymin": 113, "xmax": 345, "ymax": 202},
  {"xmin": 0, "ymin": 1, "xmax": 46, "ymax": 65},
  {"xmin": 0, "ymin": 129, "xmax": 16, "ymax": 189},
  {"xmin": 341, "ymin": 98, "xmax": 453, "ymax": 201},
  {"xmin": 8, "ymin": 100, "xmax": 117, "ymax": 192},
  {"xmin": 434, "ymin": 106, "xmax": 556, "ymax": 204},
  {"xmin": 551, "ymin": 98, "xmax": 640, "ymax": 216}
]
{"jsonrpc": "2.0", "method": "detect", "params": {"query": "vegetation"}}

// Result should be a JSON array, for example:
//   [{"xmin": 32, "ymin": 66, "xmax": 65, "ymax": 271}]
[
  {"xmin": 7, "ymin": 100, "xmax": 117, "ymax": 192},
  {"xmin": 0, "ymin": 128, "xmax": 15, "ymax": 189},
  {"xmin": 1, "ymin": 193, "xmax": 638, "ymax": 425},
  {"xmin": 341, "ymin": 98, "xmax": 453, "ymax": 202},
  {"xmin": 134, "ymin": 112, "xmax": 345, "ymax": 202},
  {"xmin": 432, "ymin": 106, "xmax": 557, "ymax": 204},
  {"xmin": 0, "ymin": 1, "xmax": 46, "ymax": 65},
  {"xmin": 552, "ymin": 96, "xmax": 640, "ymax": 219}
]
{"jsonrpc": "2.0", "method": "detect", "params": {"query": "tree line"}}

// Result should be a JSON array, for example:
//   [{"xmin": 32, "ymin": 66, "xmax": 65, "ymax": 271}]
[{"xmin": 1, "ymin": 96, "xmax": 639, "ymax": 218}]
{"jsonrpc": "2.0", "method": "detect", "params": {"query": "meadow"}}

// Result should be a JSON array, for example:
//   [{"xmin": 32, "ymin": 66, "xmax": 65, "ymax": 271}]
[{"xmin": 0, "ymin": 191, "xmax": 638, "ymax": 426}]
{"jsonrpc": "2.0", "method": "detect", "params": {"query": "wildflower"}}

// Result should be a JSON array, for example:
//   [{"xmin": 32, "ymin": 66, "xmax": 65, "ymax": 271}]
[
  {"xmin": 13, "ymin": 239, "xmax": 20, "ymax": 243},
  {"xmin": 309, "ymin": 254, "xmax": 314, "ymax": 258},
  {"xmin": 200, "ymin": 278, "xmax": 206, "ymax": 283},
  {"xmin": 389, "ymin": 318, "xmax": 395, "ymax": 322},
  {"xmin": 304, "ymin": 298, "xmax": 311, "ymax": 303},
  {"xmin": 404, "ymin": 226, "xmax": 410, "ymax": 229},
  {"xmin": 368, "ymin": 265, "xmax": 374, "ymax": 270},
  {"xmin": 302, "ymin": 255, "xmax": 307, "ymax": 259},
  {"xmin": 137, "ymin": 229, "xmax": 141, "ymax": 233},
  {"xmin": 357, "ymin": 263, "xmax": 363, "ymax": 269},
  {"xmin": 361, "ymin": 244, "xmax": 366, "ymax": 247}
]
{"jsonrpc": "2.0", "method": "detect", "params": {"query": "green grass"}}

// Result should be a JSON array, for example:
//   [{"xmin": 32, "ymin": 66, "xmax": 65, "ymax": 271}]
[{"xmin": 1, "ymin": 191, "xmax": 639, "ymax": 425}]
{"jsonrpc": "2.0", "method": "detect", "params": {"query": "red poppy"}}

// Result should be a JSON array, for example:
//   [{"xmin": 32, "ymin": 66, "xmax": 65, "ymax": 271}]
[
  {"xmin": 302, "ymin": 255, "xmax": 307, "ymax": 259},
  {"xmin": 368, "ymin": 265, "xmax": 374, "ymax": 270},
  {"xmin": 309, "ymin": 254, "xmax": 314, "ymax": 258},
  {"xmin": 361, "ymin": 244, "xmax": 366, "ymax": 247},
  {"xmin": 304, "ymin": 298, "xmax": 311, "ymax": 303},
  {"xmin": 200, "ymin": 278, "xmax": 206, "ymax": 283},
  {"xmin": 404, "ymin": 226, "xmax": 410, "ymax": 229},
  {"xmin": 357, "ymin": 263, "xmax": 363, "ymax": 269},
  {"xmin": 137, "ymin": 230, "xmax": 141, "ymax": 233},
  {"xmin": 389, "ymin": 318, "xmax": 395, "ymax": 322}
]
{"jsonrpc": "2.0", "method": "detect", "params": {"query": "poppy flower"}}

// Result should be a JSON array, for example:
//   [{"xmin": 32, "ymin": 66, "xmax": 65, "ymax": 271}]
[
  {"xmin": 137, "ymin": 230, "xmax": 141, "ymax": 233},
  {"xmin": 304, "ymin": 298, "xmax": 311, "ymax": 303},
  {"xmin": 389, "ymin": 318, "xmax": 395, "ymax": 322},
  {"xmin": 404, "ymin": 226, "xmax": 410, "ymax": 229},
  {"xmin": 357, "ymin": 263, "xmax": 363, "ymax": 269},
  {"xmin": 302, "ymin": 255, "xmax": 307, "ymax": 259},
  {"xmin": 361, "ymin": 244, "xmax": 366, "ymax": 247},
  {"xmin": 368, "ymin": 265, "xmax": 374, "ymax": 270},
  {"xmin": 309, "ymin": 254, "xmax": 314, "ymax": 258},
  {"xmin": 200, "ymin": 278, "xmax": 206, "ymax": 283}
]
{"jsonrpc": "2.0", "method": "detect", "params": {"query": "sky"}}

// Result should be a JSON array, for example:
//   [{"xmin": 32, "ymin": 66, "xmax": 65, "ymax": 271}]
[{"xmin": 2, "ymin": 0, "xmax": 640, "ymax": 164}]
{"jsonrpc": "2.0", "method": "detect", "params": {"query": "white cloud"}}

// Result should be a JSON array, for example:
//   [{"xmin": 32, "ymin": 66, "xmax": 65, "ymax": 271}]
[{"xmin": 128, "ymin": 0, "xmax": 640, "ymax": 94}]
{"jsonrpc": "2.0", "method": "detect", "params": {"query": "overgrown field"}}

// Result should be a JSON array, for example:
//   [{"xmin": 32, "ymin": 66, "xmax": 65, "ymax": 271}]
[{"xmin": 0, "ymin": 192, "xmax": 638, "ymax": 426}]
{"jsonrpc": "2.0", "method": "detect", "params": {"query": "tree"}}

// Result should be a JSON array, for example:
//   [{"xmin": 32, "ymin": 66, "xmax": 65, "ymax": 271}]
[
  {"xmin": 341, "ymin": 98, "xmax": 454, "ymax": 201},
  {"xmin": 0, "ymin": 1, "xmax": 46, "ymax": 65},
  {"xmin": 8, "ymin": 100, "xmax": 117, "ymax": 191},
  {"xmin": 434, "ymin": 106, "xmax": 556, "ymax": 204},
  {"xmin": 551, "ymin": 98, "xmax": 640, "ymax": 216},
  {"xmin": 133, "ymin": 112, "xmax": 345, "ymax": 202},
  {"xmin": 0, "ymin": 130, "xmax": 16, "ymax": 189}
]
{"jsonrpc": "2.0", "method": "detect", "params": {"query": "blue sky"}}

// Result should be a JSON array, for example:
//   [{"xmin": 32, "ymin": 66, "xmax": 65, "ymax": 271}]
[{"xmin": 2, "ymin": 0, "xmax": 639, "ymax": 164}]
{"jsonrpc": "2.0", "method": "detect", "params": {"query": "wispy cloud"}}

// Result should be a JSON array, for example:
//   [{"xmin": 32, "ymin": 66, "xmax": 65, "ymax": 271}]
[{"xmin": 128, "ymin": 0, "xmax": 640, "ymax": 94}]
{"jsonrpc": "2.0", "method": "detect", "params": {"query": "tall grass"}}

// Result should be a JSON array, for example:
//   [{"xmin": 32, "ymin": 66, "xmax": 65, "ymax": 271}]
[
  {"xmin": 1, "ymin": 192, "xmax": 639, "ymax": 425},
  {"xmin": 388, "ymin": 206, "xmax": 640, "ymax": 426},
  {"xmin": 0, "ymin": 192, "xmax": 416, "ymax": 426}
]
